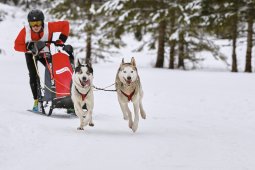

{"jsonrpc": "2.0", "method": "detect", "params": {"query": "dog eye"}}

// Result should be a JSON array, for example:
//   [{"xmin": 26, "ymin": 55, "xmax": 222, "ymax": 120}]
[
  {"xmin": 123, "ymin": 71, "xmax": 126, "ymax": 73},
  {"xmin": 131, "ymin": 71, "xmax": 133, "ymax": 73},
  {"xmin": 86, "ymin": 71, "xmax": 90, "ymax": 75},
  {"xmin": 78, "ymin": 70, "xmax": 83, "ymax": 74}
]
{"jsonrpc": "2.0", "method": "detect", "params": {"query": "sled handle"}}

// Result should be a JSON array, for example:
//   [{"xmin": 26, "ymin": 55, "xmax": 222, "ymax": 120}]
[
  {"xmin": 44, "ymin": 41, "xmax": 65, "ymax": 47},
  {"xmin": 27, "ymin": 41, "xmax": 73, "ymax": 57},
  {"xmin": 45, "ymin": 41, "xmax": 74, "ymax": 56}
]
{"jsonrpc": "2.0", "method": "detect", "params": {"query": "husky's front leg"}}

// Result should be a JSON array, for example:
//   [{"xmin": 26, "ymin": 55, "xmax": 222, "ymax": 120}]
[
  {"xmin": 139, "ymin": 100, "xmax": 146, "ymax": 119},
  {"xmin": 119, "ymin": 101, "xmax": 129, "ymax": 120},
  {"xmin": 132, "ymin": 101, "xmax": 139, "ymax": 132},
  {"xmin": 88, "ymin": 115, "xmax": 94, "ymax": 127},
  {"xmin": 139, "ymin": 89, "xmax": 146, "ymax": 119},
  {"xmin": 83, "ymin": 110, "xmax": 92, "ymax": 127},
  {"xmin": 84, "ymin": 99, "xmax": 94, "ymax": 127},
  {"xmin": 74, "ymin": 103, "xmax": 86, "ymax": 130},
  {"xmin": 126, "ymin": 104, "xmax": 133, "ymax": 129},
  {"xmin": 119, "ymin": 102, "xmax": 133, "ymax": 128}
]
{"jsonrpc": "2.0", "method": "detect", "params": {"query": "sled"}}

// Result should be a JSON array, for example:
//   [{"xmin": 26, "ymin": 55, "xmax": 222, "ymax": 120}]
[{"xmin": 30, "ymin": 41, "xmax": 75, "ymax": 116}]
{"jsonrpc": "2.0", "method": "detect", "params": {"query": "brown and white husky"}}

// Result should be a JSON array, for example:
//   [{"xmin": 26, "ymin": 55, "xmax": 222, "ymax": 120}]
[{"xmin": 115, "ymin": 57, "xmax": 146, "ymax": 132}]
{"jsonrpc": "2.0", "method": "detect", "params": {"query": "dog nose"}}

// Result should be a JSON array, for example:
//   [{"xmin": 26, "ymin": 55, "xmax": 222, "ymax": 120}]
[
  {"xmin": 82, "ymin": 77, "xmax": 87, "ymax": 81},
  {"xmin": 127, "ymin": 76, "xmax": 131, "ymax": 80}
]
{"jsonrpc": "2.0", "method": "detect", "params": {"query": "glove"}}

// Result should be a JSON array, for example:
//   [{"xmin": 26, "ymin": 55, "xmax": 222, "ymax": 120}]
[
  {"xmin": 26, "ymin": 42, "xmax": 38, "ymax": 55},
  {"xmin": 55, "ymin": 39, "xmax": 64, "ymax": 46},
  {"xmin": 63, "ymin": 44, "xmax": 73, "ymax": 54},
  {"xmin": 26, "ymin": 42, "xmax": 34, "ymax": 51}
]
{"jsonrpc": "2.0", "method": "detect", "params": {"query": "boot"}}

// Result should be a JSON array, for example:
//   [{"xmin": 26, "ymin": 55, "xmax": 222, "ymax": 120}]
[{"xmin": 32, "ymin": 99, "xmax": 39, "ymax": 112}]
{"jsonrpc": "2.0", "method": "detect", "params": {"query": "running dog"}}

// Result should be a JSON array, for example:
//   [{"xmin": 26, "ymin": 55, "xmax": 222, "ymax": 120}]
[
  {"xmin": 115, "ymin": 57, "xmax": 146, "ymax": 132},
  {"xmin": 71, "ymin": 60, "xmax": 94, "ymax": 130}
]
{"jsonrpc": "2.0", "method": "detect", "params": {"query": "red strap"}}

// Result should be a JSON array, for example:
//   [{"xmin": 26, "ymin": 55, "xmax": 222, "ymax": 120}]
[
  {"xmin": 121, "ymin": 89, "xmax": 135, "ymax": 101},
  {"xmin": 43, "ymin": 53, "xmax": 54, "ymax": 79},
  {"xmin": 81, "ymin": 94, "xmax": 87, "ymax": 101},
  {"xmin": 75, "ymin": 87, "xmax": 90, "ymax": 101}
]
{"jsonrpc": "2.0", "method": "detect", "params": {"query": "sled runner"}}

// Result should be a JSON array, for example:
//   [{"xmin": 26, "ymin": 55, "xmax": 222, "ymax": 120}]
[{"xmin": 29, "ymin": 41, "xmax": 75, "ymax": 116}]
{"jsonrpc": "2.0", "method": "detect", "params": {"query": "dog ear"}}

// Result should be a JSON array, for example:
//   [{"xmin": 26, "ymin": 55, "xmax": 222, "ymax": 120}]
[
  {"xmin": 77, "ymin": 59, "xmax": 82, "ymax": 67},
  {"xmin": 131, "ymin": 57, "xmax": 136, "ymax": 67},
  {"xmin": 85, "ymin": 60, "xmax": 93, "ymax": 74},
  {"xmin": 86, "ymin": 59, "xmax": 92, "ymax": 68},
  {"xmin": 88, "ymin": 66, "xmax": 93, "ymax": 74},
  {"xmin": 75, "ymin": 59, "xmax": 82, "ymax": 73}
]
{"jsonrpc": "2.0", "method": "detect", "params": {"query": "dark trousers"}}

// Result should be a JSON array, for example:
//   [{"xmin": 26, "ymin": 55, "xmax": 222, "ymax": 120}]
[{"xmin": 25, "ymin": 53, "xmax": 46, "ymax": 100}]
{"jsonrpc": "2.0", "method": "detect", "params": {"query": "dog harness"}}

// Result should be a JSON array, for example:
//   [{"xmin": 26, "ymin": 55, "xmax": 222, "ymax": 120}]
[
  {"xmin": 121, "ymin": 89, "xmax": 135, "ymax": 101},
  {"xmin": 75, "ymin": 87, "xmax": 91, "ymax": 101}
]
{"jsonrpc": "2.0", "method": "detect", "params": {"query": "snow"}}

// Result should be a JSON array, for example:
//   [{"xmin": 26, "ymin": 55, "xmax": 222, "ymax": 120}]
[{"xmin": 1, "ymin": 3, "xmax": 255, "ymax": 170}]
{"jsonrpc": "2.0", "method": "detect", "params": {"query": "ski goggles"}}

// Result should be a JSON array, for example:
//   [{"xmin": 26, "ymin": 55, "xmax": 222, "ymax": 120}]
[{"xmin": 29, "ymin": 21, "xmax": 43, "ymax": 27}]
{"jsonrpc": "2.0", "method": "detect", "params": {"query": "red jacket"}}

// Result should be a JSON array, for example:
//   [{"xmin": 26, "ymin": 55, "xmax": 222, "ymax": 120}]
[{"xmin": 14, "ymin": 21, "xmax": 69, "ymax": 52}]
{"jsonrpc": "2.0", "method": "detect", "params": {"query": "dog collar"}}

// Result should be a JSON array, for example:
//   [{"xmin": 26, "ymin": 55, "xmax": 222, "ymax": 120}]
[
  {"xmin": 75, "ymin": 87, "xmax": 91, "ymax": 101},
  {"xmin": 121, "ymin": 89, "xmax": 135, "ymax": 101}
]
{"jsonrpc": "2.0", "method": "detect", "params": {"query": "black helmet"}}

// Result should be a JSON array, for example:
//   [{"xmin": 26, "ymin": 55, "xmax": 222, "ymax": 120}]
[{"xmin": 27, "ymin": 9, "xmax": 44, "ymax": 22}]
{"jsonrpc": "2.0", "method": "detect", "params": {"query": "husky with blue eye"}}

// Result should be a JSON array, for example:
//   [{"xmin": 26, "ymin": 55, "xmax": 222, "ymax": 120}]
[
  {"xmin": 115, "ymin": 57, "xmax": 146, "ymax": 132},
  {"xmin": 71, "ymin": 60, "xmax": 94, "ymax": 130}
]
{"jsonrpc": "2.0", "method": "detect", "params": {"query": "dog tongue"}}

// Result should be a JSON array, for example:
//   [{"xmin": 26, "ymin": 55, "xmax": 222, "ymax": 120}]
[
  {"xmin": 85, "ymin": 80, "xmax": 90, "ymax": 86},
  {"xmin": 127, "ymin": 80, "xmax": 132, "ymax": 84},
  {"xmin": 80, "ymin": 79, "xmax": 90, "ymax": 87}
]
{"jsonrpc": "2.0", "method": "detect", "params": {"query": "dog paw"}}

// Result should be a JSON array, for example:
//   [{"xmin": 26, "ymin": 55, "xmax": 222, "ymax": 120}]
[
  {"xmin": 141, "ymin": 114, "xmax": 146, "ymax": 119},
  {"xmin": 89, "ymin": 123, "xmax": 94, "ymax": 127},
  {"xmin": 77, "ymin": 127, "xmax": 84, "ymax": 130},
  {"xmin": 129, "ymin": 121, "xmax": 133, "ymax": 129},
  {"xmin": 132, "ymin": 124, "xmax": 138, "ymax": 132}
]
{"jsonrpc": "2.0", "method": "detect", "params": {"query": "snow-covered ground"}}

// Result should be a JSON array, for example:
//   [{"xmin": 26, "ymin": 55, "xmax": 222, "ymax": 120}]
[{"xmin": 1, "ymin": 3, "xmax": 255, "ymax": 170}]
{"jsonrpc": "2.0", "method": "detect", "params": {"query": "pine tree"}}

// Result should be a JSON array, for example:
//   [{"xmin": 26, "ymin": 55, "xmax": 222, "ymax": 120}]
[
  {"xmin": 201, "ymin": 0, "xmax": 246, "ymax": 72},
  {"xmin": 244, "ymin": 1, "xmax": 255, "ymax": 72},
  {"xmin": 91, "ymin": 0, "xmax": 230, "ymax": 69},
  {"xmin": 99, "ymin": 0, "xmax": 176, "ymax": 68},
  {"xmin": 50, "ymin": 0, "xmax": 103, "ymax": 63},
  {"xmin": 169, "ymin": 7, "xmax": 176, "ymax": 69}
]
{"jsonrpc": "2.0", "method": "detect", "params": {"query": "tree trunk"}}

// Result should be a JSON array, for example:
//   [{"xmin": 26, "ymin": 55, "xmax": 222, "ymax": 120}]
[
  {"xmin": 13, "ymin": 0, "xmax": 19, "ymax": 5},
  {"xmin": 231, "ymin": 12, "xmax": 238, "ymax": 72},
  {"xmin": 26, "ymin": 0, "xmax": 29, "ymax": 9},
  {"xmin": 169, "ymin": 9, "xmax": 176, "ymax": 69},
  {"xmin": 155, "ymin": 20, "xmax": 166, "ymax": 68},
  {"xmin": 169, "ymin": 40, "xmax": 176, "ymax": 69},
  {"xmin": 178, "ymin": 31, "xmax": 185, "ymax": 69},
  {"xmin": 85, "ymin": 0, "xmax": 92, "ymax": 64},
  {"xmin": 245, "ymin": 6, "xmax": 254, "ymax": 73},
  {"xmin": 85, "ymin": 31, "xmax": 92, "ymax": 64},
  {"xmin": 0, "ymin": 0, "xmax": 8, "ymax": 3}
]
